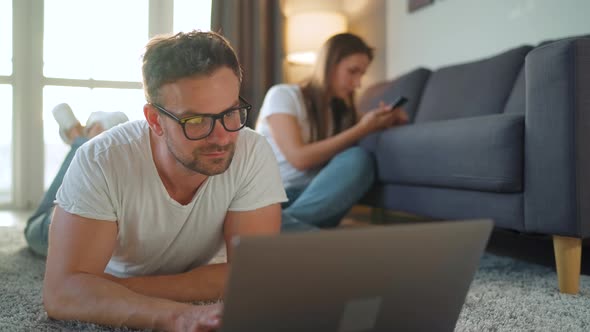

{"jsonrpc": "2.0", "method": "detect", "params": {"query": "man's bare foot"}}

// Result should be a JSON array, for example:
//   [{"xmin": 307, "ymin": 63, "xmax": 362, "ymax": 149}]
[
  {"xmin": 52, "ymin": 103, "xmax": 82, "ymax": 145},
  {"xmin": 85, "ymin": 123, "xmax": 105, "ymax": 139},
  {"xmin": 65, "ymin": 123, "xmax": 84, "ymax": 142},
  {"xmin": 86, "ymin": 111, "xmax": 129, "ymax": 136}
]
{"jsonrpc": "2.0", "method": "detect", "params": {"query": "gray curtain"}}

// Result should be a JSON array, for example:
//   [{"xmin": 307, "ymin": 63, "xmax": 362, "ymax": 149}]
[{"xmin": 211, "ymin": 0, "xmax": 285, "ymax": 128}]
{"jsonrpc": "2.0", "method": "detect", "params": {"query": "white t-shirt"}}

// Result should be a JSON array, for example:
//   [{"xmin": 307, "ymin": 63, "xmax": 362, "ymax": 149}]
[
  {"xmin": 257, "ymin": 84, "xmax": 332, "ymax": 189},
  {"xmin": 55, "ymin": 120, "xmax": 287, "ymax": 278}
]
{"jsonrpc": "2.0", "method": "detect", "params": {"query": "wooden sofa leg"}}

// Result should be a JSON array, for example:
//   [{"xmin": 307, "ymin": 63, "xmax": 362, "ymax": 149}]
[{"xmin": 552, "ymin": 235, "xmax": 582, "ymax": 294}]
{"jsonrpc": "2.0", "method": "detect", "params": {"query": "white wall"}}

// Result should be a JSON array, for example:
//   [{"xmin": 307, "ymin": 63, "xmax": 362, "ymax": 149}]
[
  {"xmin": 386, "ymin": 0, "xmax": 590, "ymax": 78},
  {"xmin": 346, "ymin": 0, "xmax": 387, "ymax": 93}
]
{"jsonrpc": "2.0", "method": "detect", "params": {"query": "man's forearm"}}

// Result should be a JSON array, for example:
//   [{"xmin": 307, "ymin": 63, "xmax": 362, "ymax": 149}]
[
  {"xmin": 45, "ymin": 273, "xmax": 189, "ymax": 331},
  {"xmin": 111, "ymin": 263, "xmax": 229, "ymax": 303}
]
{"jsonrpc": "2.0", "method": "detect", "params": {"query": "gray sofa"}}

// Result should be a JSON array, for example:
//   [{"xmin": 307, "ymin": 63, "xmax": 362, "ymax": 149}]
[{"xmin": 358, "ymin": 35, "xmax": 590, "ymax": 294}]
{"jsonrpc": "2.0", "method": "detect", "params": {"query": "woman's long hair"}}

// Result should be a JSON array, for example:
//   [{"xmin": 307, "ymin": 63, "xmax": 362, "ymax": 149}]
[{"xmin": 299, "ymin": 33, "xmax": 373, "ymax": 142}]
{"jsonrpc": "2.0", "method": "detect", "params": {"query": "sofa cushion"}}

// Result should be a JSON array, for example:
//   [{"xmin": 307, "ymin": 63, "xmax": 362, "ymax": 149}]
[
  {"xmin": 414, "ymin": 46, "xmax": 532, "ymax": 123},
  {"xmin": 374, "ymin": 113, "xmax": 524, "ymax": 193}
]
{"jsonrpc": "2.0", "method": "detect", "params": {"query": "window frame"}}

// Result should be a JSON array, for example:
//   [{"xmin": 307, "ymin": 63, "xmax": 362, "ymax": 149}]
[{"xmin": 0, "ymin": 0, "xmax": 14, "ymax": 206}]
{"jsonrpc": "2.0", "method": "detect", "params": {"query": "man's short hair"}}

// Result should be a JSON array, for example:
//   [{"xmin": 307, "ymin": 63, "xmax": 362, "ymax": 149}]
[{"xmin": 142, "ymin": 30, "xmax": 242, "ymax": 104}]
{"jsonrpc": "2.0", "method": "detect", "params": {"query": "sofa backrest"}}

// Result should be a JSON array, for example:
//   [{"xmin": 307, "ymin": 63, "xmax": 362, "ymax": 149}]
[
  {"xmin": 503, "ymin": 67, "xmax": 526, "ymax": 114},
  {"xmin": 537, "ymin": 33, "xmax": 590, "ymax": 48},
  {"xmin": 357, "ymin": 68, "xmax": 431, "ymax": 153},
  {"xmin": 357, "ymin": 67, "xmax": 431, "ymax": 122},
  {"xmin": 413, "ymin": 45, "xmax": 533, "ymax": 123}
]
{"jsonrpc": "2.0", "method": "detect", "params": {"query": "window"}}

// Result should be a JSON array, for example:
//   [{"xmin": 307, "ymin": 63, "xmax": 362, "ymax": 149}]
[
  {"xmin": 44, "ymin": 0, "xmax": 147, "ymax": 81},
  {"xmin": 174, "ymin": 0, "xmax": 212, "ymax": 33},
  {"xmin": 4, "ymin": 0, "xmax": 211, "ymax": 208},
  {"xmin": 42, "ymin": 0, "xmax": 148, "ymax": 189}
]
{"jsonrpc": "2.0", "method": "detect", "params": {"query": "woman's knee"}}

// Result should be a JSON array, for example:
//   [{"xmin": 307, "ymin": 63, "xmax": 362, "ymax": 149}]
[{"xmin": 333, "ymin": 147, "xmax": 375, "ymax": 179}]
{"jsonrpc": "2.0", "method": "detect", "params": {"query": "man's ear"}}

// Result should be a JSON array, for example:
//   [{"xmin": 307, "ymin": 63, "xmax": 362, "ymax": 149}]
[{"xmin": 144, "ymin": 104, "xmax": 164, "ymax": 136}]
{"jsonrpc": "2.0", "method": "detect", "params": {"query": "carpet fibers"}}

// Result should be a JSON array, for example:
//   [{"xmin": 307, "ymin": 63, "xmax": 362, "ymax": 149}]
[{"xmin": 1, "ymin": 211, "xmax": 590, "ymax": 331}]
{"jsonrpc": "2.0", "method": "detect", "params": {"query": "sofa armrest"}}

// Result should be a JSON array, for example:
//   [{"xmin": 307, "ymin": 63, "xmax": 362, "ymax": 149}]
[{"xmin": 525, "ymin": 37, "xmax": 590, "ymax": 237}]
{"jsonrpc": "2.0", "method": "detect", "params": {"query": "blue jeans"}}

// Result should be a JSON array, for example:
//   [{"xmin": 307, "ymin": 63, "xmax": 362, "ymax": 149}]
[
  {"xmin": 281, "ymin": 147, "xmax": 375, "ymax": 232},
  {"xmin": 24, "ymin": 137, "xmax": 88, "ymax": 256}
]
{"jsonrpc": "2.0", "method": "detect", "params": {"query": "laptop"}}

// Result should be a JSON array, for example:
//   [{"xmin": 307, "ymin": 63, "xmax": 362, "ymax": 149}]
[{"xmin": 220, "ymin": 219, "xmax": 493, "ymax": 332}]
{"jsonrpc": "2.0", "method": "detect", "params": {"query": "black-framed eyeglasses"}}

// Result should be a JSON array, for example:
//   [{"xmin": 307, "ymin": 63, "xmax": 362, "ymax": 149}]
[{"xmin": 151, "ymin": 96, "xmax": 252, "ymax": 140}]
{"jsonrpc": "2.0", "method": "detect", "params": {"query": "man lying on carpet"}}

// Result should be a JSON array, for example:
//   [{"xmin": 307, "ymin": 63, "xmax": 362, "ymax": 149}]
[{"xmin": 34, "ymin": 31, "xmax": 287, "ymax": 331}]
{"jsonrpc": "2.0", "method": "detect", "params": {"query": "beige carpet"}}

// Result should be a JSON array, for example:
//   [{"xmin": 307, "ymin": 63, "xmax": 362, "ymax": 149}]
[{"xmin": 2, "ymin": 210, "xmax": 590, "ymax": 331}]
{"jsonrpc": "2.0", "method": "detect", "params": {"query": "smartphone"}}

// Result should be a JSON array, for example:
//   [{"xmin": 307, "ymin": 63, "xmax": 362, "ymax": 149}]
[{"xmin": 389, "ymin": 96, "xmax": 408, "ymax": 111}]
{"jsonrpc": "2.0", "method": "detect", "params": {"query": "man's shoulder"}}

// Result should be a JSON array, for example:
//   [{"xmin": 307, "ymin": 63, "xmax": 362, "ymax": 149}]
[
  {"xmin": 232, "ymin": 128, "xmax": 273, "ymax": 165},
  {"xmin": 237, "ymin": 127, "xmax": 267, "ymax": 148}
]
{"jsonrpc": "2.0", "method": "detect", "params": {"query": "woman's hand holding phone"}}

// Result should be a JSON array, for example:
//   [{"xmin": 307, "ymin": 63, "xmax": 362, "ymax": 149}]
[
  {"xmin": 388, "ymin": 96, "xmax": 409, "ymax": 125},
  {"xmin": 359, "ymin": 97, "xmax": 409, "ymax": 134},
  {"xmin": 389, "ymin": 96, "xmax": 408, "ymax": 111}
]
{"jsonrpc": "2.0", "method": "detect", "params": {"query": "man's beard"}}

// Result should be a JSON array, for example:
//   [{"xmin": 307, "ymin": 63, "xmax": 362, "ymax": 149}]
[{"xmin": 166, "ymin": 138, "xmax": 236, "ymax": 176}]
